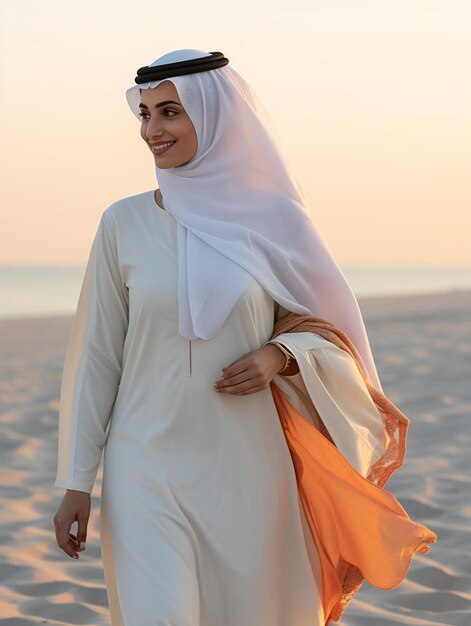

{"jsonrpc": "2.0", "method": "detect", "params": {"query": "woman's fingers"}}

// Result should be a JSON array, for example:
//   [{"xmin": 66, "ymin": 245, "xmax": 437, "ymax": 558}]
[
  {"xmin": 215, "ymin": 369, "xmax": 251, "ymax": 390},
  {"xmin": 214, "ymin": 372, "xmax": 266, "ymax": 395},
  {"xmin": 54, "ymin": 517, "xmax": 80, "ymax": 559},
  {"xmin": 53, "ymin": 491, "xmax": 90, "ymax": 560},
  {"xmin": 77, "ymin": 516, "xmax": 88, "ymax": 551},
  {"xmin": 69, "ymin": 532, "xmax": 86, "ymax": 551},
  {"xmin": 216, "ymin": 360, "xmax": 272, "ymax": 393}
]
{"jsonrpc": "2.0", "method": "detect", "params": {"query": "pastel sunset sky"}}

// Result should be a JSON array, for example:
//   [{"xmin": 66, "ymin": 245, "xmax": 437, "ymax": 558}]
[{"xmin": 1, "ymin": 0, "xmax": 469, "ymax": 266}]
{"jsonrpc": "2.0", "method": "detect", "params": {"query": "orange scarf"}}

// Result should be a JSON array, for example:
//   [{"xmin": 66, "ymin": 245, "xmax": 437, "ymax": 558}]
[{"xmin": 269, "ymin": 313, "xmax": 437, "ymax": 624}]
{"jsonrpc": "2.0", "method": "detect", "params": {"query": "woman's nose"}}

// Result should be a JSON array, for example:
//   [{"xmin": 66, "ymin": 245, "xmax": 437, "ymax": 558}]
[{"xmin": 145, "ymin": 117, "xmax": 164, "ymax": 140}]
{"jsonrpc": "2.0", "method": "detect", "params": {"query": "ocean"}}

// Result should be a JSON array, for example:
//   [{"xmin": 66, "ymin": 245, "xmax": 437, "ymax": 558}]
[{"xmin": 0, "ymin": 264, "xmax": 470, "ymax": 320}]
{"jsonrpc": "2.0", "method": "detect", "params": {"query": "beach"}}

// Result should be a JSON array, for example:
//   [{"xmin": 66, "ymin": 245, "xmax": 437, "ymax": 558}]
[{"xmin": 0, "ymin": 288, "xmax": 470, "ymax": 625}]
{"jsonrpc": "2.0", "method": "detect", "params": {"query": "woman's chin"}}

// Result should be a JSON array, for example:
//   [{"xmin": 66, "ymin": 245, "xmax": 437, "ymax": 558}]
[{"xmin": 154, "ymin": 157, "xmax": 175, "ymax": 169}]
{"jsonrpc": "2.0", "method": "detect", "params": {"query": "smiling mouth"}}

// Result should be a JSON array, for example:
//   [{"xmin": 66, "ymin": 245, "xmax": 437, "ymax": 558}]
[{"xmin": 151, "ymin": 141, "xmax": 177, "ymax": 155}]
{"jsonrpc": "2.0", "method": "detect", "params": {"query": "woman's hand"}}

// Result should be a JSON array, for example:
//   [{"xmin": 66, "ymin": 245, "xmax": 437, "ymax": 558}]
[
  {"xmin": 53, "ymin": 489, "xmax": 90, "ymax": 559},
  {"xmin": 214, "ymin": 344, "xmax": 287, "ymax": 396}
]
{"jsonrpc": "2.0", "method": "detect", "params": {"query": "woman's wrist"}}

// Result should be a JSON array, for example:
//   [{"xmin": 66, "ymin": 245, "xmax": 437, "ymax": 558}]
[
  {"xmin": 262, "ymin": 343, "xmax": 286, "ymax": 373},
  {"xmin": 265, "ymin": 341, "xmax": 299, "ymax": 376}
]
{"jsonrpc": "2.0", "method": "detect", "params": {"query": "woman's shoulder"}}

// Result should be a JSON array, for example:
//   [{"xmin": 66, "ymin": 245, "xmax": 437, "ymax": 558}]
[{"xmin": 101, "ymin": 189, "xmax": 156, "ymax": 228}]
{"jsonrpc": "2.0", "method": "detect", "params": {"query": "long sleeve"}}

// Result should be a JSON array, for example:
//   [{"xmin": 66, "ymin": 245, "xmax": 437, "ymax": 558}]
[
  {"xmin": 55, "ymin": 211, "xmax": 129, "ymax": 494},
  {"xmin": 267, "ymin": 302, "xmax": 387, "ymax": 478}
]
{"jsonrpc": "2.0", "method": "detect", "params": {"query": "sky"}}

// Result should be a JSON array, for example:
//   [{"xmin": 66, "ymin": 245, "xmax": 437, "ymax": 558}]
[{"xmin": 0, "ymin": 0, "xmax": 469, "ymax": 266}]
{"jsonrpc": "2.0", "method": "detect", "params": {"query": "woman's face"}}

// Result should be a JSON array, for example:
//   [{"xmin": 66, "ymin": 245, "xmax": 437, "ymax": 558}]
[{"xmin": 138, "ymin": 81, "xmax": 198, "ymax": 168}]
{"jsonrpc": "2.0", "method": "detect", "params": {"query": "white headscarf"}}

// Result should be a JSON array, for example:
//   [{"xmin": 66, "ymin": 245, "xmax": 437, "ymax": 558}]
[{"xmin": 126, "ymin": 49, "xmax": 383, "ymax": 392}]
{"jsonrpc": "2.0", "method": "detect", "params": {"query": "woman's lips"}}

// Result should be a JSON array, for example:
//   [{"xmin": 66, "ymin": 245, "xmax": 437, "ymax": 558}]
[{"xmin": 152, "ymin": 141, "xmax": 176, "ymax": 156}]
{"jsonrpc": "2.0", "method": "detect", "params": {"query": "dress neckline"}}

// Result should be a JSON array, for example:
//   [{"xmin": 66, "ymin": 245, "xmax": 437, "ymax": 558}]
[{"xmin": 151, "ymin": 189, "xmax": 171, "ymax": 214}]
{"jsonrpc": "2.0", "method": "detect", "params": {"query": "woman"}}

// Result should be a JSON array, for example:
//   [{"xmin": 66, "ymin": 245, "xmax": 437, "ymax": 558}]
[{"xmin": 53, "ymin": 49, "xmax": 435, "ymax": 626}]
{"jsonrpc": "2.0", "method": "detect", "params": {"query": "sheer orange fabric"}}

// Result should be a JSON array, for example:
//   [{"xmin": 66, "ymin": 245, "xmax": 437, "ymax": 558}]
[{"xmin": 269, "ymin": 314, "xmax": 437, "ymax": 624}]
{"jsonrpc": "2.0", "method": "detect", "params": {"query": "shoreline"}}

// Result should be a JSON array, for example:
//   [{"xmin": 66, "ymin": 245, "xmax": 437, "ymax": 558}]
[{"xmin": 1, "ymin": 286, "xmax": 470, "ymax": 326}]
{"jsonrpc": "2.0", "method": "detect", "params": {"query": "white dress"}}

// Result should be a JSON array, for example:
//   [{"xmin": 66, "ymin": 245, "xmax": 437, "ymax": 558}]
[{"xmin": 55, "ymin": 189, "xmax": 327, "ymax": 626}]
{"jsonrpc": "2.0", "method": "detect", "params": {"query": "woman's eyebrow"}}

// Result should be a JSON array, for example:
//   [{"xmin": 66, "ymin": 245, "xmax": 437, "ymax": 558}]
[{"xmin": 138, "ymin": 100, "xmax": 181, "ymax": 110}]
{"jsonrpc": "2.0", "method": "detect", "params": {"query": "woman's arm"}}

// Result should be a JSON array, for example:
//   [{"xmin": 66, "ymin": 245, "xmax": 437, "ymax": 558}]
[{"xmin": 55, "ymin": 210, "xmax": 129, "ymax": 495}]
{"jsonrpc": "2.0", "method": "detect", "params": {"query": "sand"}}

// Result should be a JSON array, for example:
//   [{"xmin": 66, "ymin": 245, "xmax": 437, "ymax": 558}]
[{"xmin": 0, "ymin": 288, "xmax": 470, "ymax": 625}]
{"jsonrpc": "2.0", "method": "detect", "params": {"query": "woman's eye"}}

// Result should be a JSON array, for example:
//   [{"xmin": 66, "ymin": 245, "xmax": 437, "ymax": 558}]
[{"xmin": 138, "ymin": 109, "xmax": 177, "ymax": 120}]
